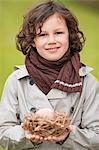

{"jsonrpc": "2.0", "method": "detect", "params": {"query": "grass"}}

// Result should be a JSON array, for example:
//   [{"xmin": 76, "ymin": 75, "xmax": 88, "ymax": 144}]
[
  {"xmin": 0, "ymin": 0, "xmax": 99, "ymax": 97},
  {"xmin": 0, "ymin": 0, "xmax": 99, "ymax": 149}
]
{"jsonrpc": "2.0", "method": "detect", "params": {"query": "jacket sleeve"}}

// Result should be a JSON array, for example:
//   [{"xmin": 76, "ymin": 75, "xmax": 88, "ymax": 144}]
[
  {"xmin": 0, "ymin": 73, "xmax": 36, "ymax": 150},
  {"xmin": 63, "ymin": 74, "xmax": 99, "ymax": 150}
]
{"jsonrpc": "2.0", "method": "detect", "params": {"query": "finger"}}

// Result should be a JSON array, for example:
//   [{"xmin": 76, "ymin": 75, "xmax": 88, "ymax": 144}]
[
  {"xmin": 39, "ymin": 136, "xmax": 43, "ymax": 141},
  {"xmin": 47, "ymin": 136, "xmax": 52, "ymax": 141},
  {"xmin": 35, "ymin": 135, "xmax": 40, "ymax": 140},
  {"xmin": 44, "ymin": 137, "xmax": 48, "ymax": 141},
  {"xmin": 31, "ymin": 135, "xmax": 43, "ymax": 142},
  {"xmin": 52, "ymin": 132, "xmax": 69, "ymax": 142},
  {"xmin": 21, "ymin": 123, "xmax": 24, "ymax": 128},
  {"xmin": 68, "ymin": 125, "xmax": 72, "ymax": 132},
  {"xmin": 52, "ymin": 136, "xmax": 57, "ymax": 141},
  {"xmin": 21, "ymin": 122, "xmax": 28, "ymax": 129},
  {"xmin": 25, "ymin": 131, "xmax": 34, "ymax": 139},
  {"xmin": 31, "ymin": 134, "xmax": 36, "ymax": 139},
  {"xmin": 31, "ymin": 135, "xmax": 40, "ymax": 143},
  {"xmin": 47, "ymin": 136, "xmax": 55, "ymax": 142},
  {"xmin": 26, "ymin": 133, "xmax": 33, "ymax": 139}
]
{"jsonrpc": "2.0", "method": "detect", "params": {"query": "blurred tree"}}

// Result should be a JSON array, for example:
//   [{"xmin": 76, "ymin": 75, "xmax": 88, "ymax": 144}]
[{"xmin": 74, "ymin": 0, "xmax": 99, "ymax": 9}]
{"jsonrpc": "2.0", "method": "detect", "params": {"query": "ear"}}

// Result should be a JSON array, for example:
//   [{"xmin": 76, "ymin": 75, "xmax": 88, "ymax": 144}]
[{"xmin": 32, "ymin": 42, "xmax": 36, "ymax": 48}]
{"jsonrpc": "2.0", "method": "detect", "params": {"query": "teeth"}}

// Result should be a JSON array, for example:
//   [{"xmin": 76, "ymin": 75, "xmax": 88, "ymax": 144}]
[{"xmin": 48, "ymin": 47, "xmax": 59, "ymax": 50}]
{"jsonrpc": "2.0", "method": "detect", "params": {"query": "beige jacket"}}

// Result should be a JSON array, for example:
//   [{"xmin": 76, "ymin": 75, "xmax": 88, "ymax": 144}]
[{"xmin": 0, "ymin": 65, "xmax": 99, "ymax": 150}]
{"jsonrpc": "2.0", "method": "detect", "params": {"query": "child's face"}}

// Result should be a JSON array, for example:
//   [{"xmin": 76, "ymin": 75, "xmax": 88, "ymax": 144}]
[{"xmin": 34, "ymin": 13, "xmax": 69, "ymax": 61}]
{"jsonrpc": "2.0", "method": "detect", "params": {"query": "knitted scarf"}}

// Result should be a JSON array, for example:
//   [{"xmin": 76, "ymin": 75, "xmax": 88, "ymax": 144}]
[{"xmin": 25, "ymin": 50, "xmax": 82, "ymax": 94}]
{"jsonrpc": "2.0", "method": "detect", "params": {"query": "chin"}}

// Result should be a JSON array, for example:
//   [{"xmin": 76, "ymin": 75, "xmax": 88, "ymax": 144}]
[{"xmin": 46, "ymin": 58, "xmax": 60, "ymax": 61}]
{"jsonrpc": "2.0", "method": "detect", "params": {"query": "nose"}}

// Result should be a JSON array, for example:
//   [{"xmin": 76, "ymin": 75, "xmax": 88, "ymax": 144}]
[{"xmin": 48, "ymin": 34, "xmax": 56, "ymax": 44}]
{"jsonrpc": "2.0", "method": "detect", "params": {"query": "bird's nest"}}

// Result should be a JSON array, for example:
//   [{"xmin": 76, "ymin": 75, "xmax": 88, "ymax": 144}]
[{"xmin": 23, "ymin": 112, "xmax": 70, "ymax": 137}]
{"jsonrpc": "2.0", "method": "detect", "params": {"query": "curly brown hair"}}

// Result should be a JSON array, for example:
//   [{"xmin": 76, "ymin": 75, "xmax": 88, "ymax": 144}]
[{"xmin": 16, "ymin": 0, "xmax": 85, "ymax": 55}]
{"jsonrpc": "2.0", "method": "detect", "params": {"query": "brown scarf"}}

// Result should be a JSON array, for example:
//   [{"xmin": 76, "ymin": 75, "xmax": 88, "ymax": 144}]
[{"xmin": 25, "ymin": 49, "xmax": 82, "ymax": 94}]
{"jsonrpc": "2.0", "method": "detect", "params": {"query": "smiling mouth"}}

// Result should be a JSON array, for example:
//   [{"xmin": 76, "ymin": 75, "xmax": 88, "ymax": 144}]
[{"xmin": 46, "ymin": 47, "xmax": 60, "ymax": 51}]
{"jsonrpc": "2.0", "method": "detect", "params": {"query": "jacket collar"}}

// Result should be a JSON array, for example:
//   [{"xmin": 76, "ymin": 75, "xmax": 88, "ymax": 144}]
[
  {"xmin": 47, "ymin": 66, "xmax": 93, "ymax": 99},
  {"xmin": 79, "ymin": 66, "xmax": 93, "ymax": 76},
  {"xmin": 14, "ymin": 65, "xmax": 29, "ymax": 79},
  {"xmin": 14, "ymin": 65, "xmax": 93, "ymax": 99},
  {"xmin": 14, "ymin": 65, "xmax": 93, "ymax": 80}
]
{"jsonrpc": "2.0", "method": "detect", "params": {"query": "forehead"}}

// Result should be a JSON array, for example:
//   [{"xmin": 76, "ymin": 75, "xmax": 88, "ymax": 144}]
[
  {"xmin": 43, "ymin": 13, "xmax": 66, "ymax": 26},
  {"xmin": 36, "ymin": 13, "xmax": 67, "ymax": 32}
]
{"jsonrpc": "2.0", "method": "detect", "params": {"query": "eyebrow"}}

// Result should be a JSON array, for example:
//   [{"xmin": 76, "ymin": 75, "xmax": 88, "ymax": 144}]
[{"xmin": 41, "ymin": 28, "xmax": 65, "ymax": 32}]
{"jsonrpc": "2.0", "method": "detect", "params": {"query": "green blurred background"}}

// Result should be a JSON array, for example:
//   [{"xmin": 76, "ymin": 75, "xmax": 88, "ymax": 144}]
[{"xmin": 0, "ymin": 0, "xmax": 99, "ymax": 149}]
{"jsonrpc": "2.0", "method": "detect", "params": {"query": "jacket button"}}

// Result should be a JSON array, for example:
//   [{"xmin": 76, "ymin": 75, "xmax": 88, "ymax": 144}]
[
  {"xmin": 70, "ymin": 107, "xmax": 74, "ymax": 114},
  {"xmin": 30, "ymin": 107, "xmax": 36, "ymax": 113},
  {"xmin": 29, "ymin": 79, "xmax": 34, "ymax": 85}
]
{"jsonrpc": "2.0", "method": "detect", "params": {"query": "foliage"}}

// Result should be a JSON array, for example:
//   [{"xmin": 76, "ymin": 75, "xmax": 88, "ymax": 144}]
[
  {"xmin": 0, "ymin": 0, "xmax": 99, "ymax": 148},
  {"xmin": 0, "ymin": 0, "xmax": 99, "ymax": 97}
]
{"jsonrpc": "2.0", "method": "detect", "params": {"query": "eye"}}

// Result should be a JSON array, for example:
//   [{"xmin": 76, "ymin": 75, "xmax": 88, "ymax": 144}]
[
  {"xmin": 56, "ymin": 31, "xmax": 64, "ymax": 34},
  {"xmin": 39, "ymin": 33, "xmax": 47, "ymax": 37}
]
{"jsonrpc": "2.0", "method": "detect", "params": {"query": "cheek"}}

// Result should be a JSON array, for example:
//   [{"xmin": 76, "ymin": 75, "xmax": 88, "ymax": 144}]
[
  {"xmin": 59, "ymin": 34, "xmax": 69, "ymax": 46},
  {"xmin": 64, "ymin": 36, "xmax": 69, "ymax": 47},
  {"xmin": 62, "ymin": 39, "xmax": 69, "ymax": 49},
  {"xmin": 35, "ymin": 39, "xmax": 46, "ymax": 49},
  {"xmin": 34, "ymin": 41, "xmax": 41, "ymax": 50}
]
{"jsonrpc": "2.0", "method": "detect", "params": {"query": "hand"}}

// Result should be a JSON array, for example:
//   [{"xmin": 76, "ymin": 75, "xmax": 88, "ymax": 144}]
[
  {"xmin": 21, "ymin": 112, "xmax": 71, "ymax": 143},
  {"xmin": 46, "ymin": 126, "xmax": 72, "ymax": 143},
  {"xmin": 21, "ymin": 112, "xmax": 34, "ymax": 130},
  {"xmin": 22, "ymin": 126, "xmax": 72, "ymax": 143},
  {"xmin": 24, "ymin": 130, "xmax": 44, "ymax": 143},
  {"xmin": 21, "ymin": 113, "xmax": 43, "ymax": 143}
]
